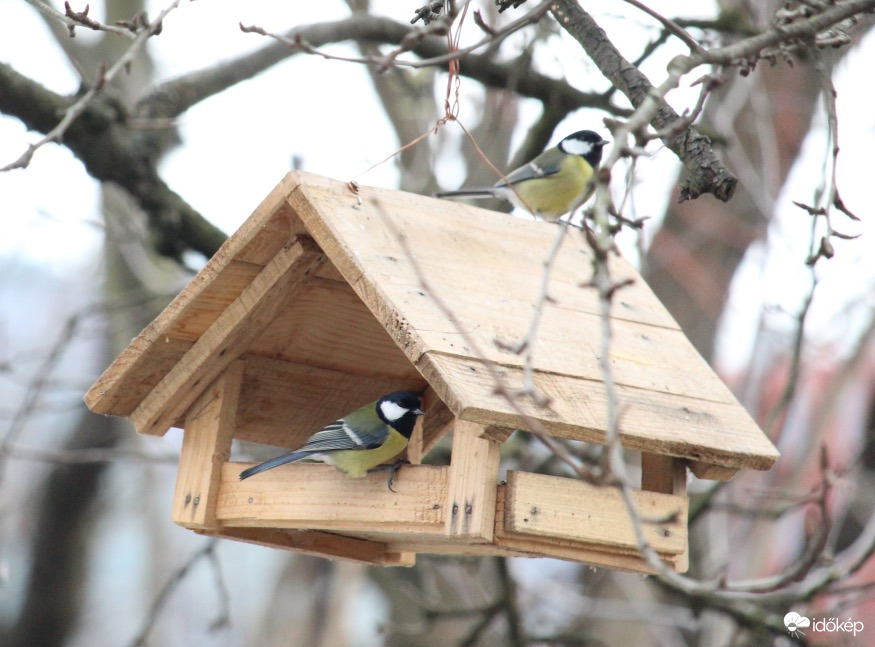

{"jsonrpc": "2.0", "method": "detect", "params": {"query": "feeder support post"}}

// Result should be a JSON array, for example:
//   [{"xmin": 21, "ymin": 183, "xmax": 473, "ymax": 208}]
[
  {"xmin": 444, "ymin": 419, "xmax": 503, "ymax": 543},
  {"xmin": 172, "ymin": 360, "xmax": 244, "ymax": 529}
]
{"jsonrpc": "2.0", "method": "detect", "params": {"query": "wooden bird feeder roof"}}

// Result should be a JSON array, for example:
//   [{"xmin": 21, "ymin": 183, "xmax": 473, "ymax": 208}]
[{"xmin": 85, "ymin": 171, "xmax": 778, "ymax": 572}]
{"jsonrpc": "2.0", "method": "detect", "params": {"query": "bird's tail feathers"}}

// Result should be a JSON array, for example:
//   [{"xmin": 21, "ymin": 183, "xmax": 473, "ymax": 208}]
[
  {"xmin": 434, "ymin": 188, "xmax": 496, "ymax": 200},
  {"xmin": 239, "ymin": 450, "xmax": 310, "ymax": 480}
]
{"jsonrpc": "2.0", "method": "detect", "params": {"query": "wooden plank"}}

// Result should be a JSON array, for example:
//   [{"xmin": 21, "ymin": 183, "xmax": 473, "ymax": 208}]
[
  {"xmin": 289, "ymin": 178, "xmax": 743, "ymax": 405},
  {"xmin": 641, "ymin": 454, "xmax": 687, "ymax": 496},
  {"xmin": 288, "ymin": 175, "xmax": 679, "ymax": 331},
  {"xmin": 215, "ymin": 459, "xmax": 685, "ymax": 573},
  {"xmin": 85, "ymin": 172, "xmax": 310, "ymax": 418},
  {"xmin": 405, "ymin": 387, "xmax": 454, "ymax": 465},
  {"xmin": 639, "ymin": 455, "xmax": 690, "ymax": 572},
  {"xmin": 234, "ymin": 355, "xmax": 427, "ymax": 448},
  {"xmin": 172, "ymin": 361, "xmax": 244, "ymax": 529},
  {"xmin": 503, "ymin": 471, "xmax": 686, "ymax": 556},
  {"xmin": 492, "ymin": 486, "xmax": 685, "ymax": 573},
  {"xmin": 688, "ymin": 462, "xmax": 739, "ymax": 481},
  {"xmin": 285, "ymin": 173, "xmax": 777, "ymax": 471},
  {"xmin": 344, "ymin": 486, "xmax": 685, "ymax": 573},
  {"xmin": 378, "ymin": 537, "xmax": 679, "ymax": 572},
  {"xmin": 249, "ymin": 277, "xmax": 420, "ymax": 380},
  {"xmin": 215, "ymin": 463, "xmax": 447, "ymax": 534},
  {"xmin": 234, "ymin": 187, "xmax": 308, "ymax": 266},
  {"xmin": 418, "ymin": 352, "xmax": 779, "ymax": 473},
  {"xmin": 312, "ymin": 259, "xmax": 346, "ymax": 282},
  {"xmin": 130, "ymin": 237, "xmax": 324, "ymax": 436},
  {"xmin": 444, "ymin": 421, "xmax": 501, "ymax": 543},
  {"xmin": 198, "ymin": 527, "xmax": 415, "ymax": 566},
  {"xmin": 163, "ymin": 260, "xmax": 263, "ymax": 342}
]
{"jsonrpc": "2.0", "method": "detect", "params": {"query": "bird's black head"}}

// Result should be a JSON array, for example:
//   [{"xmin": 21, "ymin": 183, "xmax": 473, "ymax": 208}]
[
  {"xmin": 558, "ymin": 130, "xmax": 609, "ymax": 168},
  {"xmin": 376, "ymin": 391, "xmax": 424, "ymax": 438}
]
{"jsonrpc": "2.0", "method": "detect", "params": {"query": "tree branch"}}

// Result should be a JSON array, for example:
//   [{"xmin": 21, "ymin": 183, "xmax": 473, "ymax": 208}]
[
  {"xmin": 0, "ymin": 63, "xmax": 227, "ymax": 259},
  {"xmin": 139, "ymin": 14, "xmax": 624, "ymax": 121},
  {"xmin": 24, "ymin": 0, "xmax": 137, "ymax": 40},
  {"xmin": 551, "ymin": 0, "xmax": 737, "ymax": 202}
]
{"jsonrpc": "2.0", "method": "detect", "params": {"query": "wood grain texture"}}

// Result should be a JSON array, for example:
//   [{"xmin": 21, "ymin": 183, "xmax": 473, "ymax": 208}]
[
  {"xmin": 85, "ymin": 172, "xmax": 309, "ymax": 417},
  {"xmin": 216, "ymin": 463, "xmax": 447, "ymax": 534},
  {"xmin": 285, "ymin": 172, "xmax": 777, "ymax": 474},
  {"xmin": 688, "ymin": 461, "xmax": 739, "ymax": 481},
  {"xmin": 492, "ymin": 486, "xmax": 685, "ymax": 573},
  {"xmin": 131, "ymin": 237, "xmax": 324, "ymax": 436},
  {"xmin": 641, "ymin": 454, "xmax": 687, "ymax": 496},
  {"xmin": 211, "ymin": 473, "xmax": 686, "ymax": 572},
  {"xmin": 249, "ymin": 277, "xmax": 420, "ymax": 379},
  {"xmin": 234, "ymin": 355, "xmax": 426, "ymax": 448},
  {"xmin": 444, "ymin": 421, "xmax": 501, "ymax": 543},
  {"xmin": 198, "ymin": 527, "xmax": 415, "ymax": 566},
  {"xmin": 503, "ymin": 471, "xmax": 686, "ymax": 557},
  {"xmin": 405, "ymin": 387, "xmax": 453, "ymax": 465},
  {"xmin": 172, "ymin": 361, "xmax": 244, "ymax": 529},
  {"xmin": 418, "ymin": 352, "xmax": 778, "ymax": 471}
]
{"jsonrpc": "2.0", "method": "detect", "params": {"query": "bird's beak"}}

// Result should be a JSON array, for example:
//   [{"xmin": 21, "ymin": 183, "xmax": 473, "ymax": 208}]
[{"xmin": 414, "ymin": 408, "xmax": 425, "ymax": 416}]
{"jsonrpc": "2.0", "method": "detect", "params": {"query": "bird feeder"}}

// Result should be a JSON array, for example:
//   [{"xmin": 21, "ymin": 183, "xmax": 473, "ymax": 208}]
[{"xmin": 85, "ymin": 172, "xmax": 779, "ymax": 573}]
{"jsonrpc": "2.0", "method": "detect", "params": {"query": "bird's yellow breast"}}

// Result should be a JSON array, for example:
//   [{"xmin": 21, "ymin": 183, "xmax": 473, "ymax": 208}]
[
  {"xmin": 516, "ymin": 155, "xmax": 595, "ymax": 219},
  {"xmin": 327, "ymin": 429, "xmax": 409, "ymax": 478}
]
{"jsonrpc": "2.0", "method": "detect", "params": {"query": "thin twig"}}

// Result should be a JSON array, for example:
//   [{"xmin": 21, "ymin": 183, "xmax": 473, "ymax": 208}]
[
  {"xmin": 24, "ymin": 0, "xmax": 137, "ymax": 39},
  {"xmin": 618, "ymin": 0, "xmax": 706, "ymax": 55},
  {"xmin": 0, "ymin": 315, "xmax": 80, "ymax": 484},
  {"xmin": 3, "ymin": 0, "xmax": 181, "ymax": 171},
  {"xmin": 240, "ymin": 0, "xmax": 553, "ymax": 71},
  {"xmin": 372, "ymin": 198, "xmax": 600, "ymax": 482},
  {"xmin": 763, "ymin": 272, "xmax": 816, "ymax": 433},
  {"xmin": 129, "ymin": 539, "xmax": 228, "ymax": 647},
  {"xmin": 506, "ymin": 219, "xmax": 570, "ymax": 405}
]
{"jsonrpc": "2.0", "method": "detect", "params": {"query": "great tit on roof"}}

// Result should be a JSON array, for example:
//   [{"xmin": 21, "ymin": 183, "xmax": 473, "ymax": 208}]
[
  {"xmin": 435, "ymin": 130, "xmax": 609, "ymax": 220},
  {"xmin": 239, "ymin": 391, "xmax": 424, "ymax": 490}
]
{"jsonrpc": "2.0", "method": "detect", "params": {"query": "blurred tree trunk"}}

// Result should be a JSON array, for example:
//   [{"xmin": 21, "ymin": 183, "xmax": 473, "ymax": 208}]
[{"xmin": 6, "ymin": 411, "xmax": 119, "ymax": 647}]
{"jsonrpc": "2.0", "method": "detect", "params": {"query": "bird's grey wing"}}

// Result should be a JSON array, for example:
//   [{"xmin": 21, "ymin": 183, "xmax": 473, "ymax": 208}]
[
  {"xmin": 298, "ymin": 419, "xmax": 389, "ymax": 452},
  {"xmin": 498, "ymin": 158, "xmax": 562, "ymax": 188}
]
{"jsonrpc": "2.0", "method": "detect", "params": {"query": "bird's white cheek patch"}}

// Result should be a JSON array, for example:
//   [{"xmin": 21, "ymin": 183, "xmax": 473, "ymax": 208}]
[
  {"xmin": 380, "ymin": 400, "xmax": 408, "ymax": 421},
  {"xmin": 561, "ymin": 139, "xmax": 593, "ymax": 156}
]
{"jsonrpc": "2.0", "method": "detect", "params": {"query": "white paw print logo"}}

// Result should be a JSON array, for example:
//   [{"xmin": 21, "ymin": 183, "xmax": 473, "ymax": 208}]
[{"xmin": 784, "ymin": 612, "xmax": 811, "ymax": 637}]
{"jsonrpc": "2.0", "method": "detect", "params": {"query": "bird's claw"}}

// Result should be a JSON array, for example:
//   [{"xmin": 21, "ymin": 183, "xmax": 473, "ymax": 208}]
[{"xmin": 368, "ymin": 459, "xmax": 410, "ymax": 492}]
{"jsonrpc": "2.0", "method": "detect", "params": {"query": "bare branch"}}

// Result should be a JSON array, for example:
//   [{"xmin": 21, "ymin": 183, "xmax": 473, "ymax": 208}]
[
  {"xmin": 3, "ymin": 0, "xmax": 180, "ymax": 171},
  {"xmin": 763, "ymin": 273, "xmax": 816, "ymax": 432},
  {"xmin": 0, "ymin": 62, "xmax": 227, "ymax": 258},
  {"xmin": 129, "ymin": 539, "xmax": 229, "ymax": 647},
  {"xmin": 24, "ymin": 0, "xmax": 137, "ymax": 39},
  {"xmin": 140, "ymin": 14, "xmax": 621, "ymax": 122},
  {"xmin": 618, "ymin": 0, "xmax": 706, "ymax": 55},
  {"xmin": 506, "ymin": 219, "xmax": 569, "ymax": 404},
  {"xmin": 0, "ymin": 315, "xmax": 80, "ymax": 484},
  {"xmin": 551, "ymin": 0, "xmax": 738, "ymax": 202},
  {"xmin": 241, "ymin": 1, "xmax": 554, "ymax": 72},
  {"xmin": 552, "ymin": 0, "xmax": 875, "ymax": 203},
  {"xmin": 700, "ymin": 0, "xmax": 875, "ymax": 67}
]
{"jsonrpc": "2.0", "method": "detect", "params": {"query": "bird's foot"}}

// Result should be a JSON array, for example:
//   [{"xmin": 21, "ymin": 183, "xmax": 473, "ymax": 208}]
[{"xmin": 368, "ymin": 459, "xmax": 410, "ymax": 492}]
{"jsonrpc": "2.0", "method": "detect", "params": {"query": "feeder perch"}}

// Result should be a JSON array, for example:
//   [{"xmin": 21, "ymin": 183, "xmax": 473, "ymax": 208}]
[{"xmin": 85, "ymin": 172, "xmax": 779, "ymax": 573}]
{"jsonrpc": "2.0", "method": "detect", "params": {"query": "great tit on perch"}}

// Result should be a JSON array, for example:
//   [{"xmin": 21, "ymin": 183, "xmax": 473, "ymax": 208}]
[
  {"xmin": 238, "ymin": 391, "xmax": 424, "ymax": 490},
  {"xmin": 435, "ymin": 130, "xmax": 609, "ymax": 220}
]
